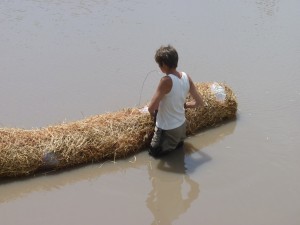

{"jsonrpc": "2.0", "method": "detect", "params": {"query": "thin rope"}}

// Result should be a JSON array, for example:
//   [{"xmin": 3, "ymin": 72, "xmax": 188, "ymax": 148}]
[{"xmin": 137, "ymin": 70, "xmax": 160, "ymax": 106}]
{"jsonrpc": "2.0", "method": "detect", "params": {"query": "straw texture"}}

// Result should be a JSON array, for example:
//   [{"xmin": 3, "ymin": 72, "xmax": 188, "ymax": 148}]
[{"xmin": 0, "ymin": 82, "xmax": 237, "ymax": 177}]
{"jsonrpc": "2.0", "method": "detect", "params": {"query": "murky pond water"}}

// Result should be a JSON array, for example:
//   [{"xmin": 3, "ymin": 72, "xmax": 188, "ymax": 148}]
[{"xmin": 1, "ymin": 0, "xmax": 300, "ymax": 224}]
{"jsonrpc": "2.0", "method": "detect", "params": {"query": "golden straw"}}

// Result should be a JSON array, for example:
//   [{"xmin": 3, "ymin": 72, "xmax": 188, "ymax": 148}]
[{"xmin": 0, "ymin": 82, "xmax": 237, "ymax": 177}]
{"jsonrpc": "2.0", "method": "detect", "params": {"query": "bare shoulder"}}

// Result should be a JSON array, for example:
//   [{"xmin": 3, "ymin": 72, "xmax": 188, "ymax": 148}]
[
  {"xmin": 160, "ymin": 75, "xmax": 172, "ymax": 83},
  {"xmin": 185, "ymin": 73, "xmax": 193, "ymax": 82},
  {"xmin": 185, "ymin": 73, "xmax": 196, "ymax": 89},
  {"xmin": 158, "ymin": 76, "xmax": 172, "ymax": 93}
]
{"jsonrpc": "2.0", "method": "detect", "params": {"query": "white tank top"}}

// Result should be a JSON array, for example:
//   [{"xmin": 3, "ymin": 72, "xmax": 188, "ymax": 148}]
[{"xmin": 156, "ymin": 72, "xmax": 190, "ymax": 130}]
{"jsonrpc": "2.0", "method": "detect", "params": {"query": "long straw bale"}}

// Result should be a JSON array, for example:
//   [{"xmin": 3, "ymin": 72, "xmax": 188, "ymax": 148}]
[{"xmin": 0, "ymin": 82, "xmax": 237, "ymax": 177}]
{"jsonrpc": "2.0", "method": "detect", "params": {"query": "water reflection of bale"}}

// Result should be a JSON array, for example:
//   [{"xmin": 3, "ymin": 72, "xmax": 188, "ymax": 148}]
[
  {"xmin": 0, "ymin": 121, "xmax": 236, "ymax": 206},
  {"xmin": 0, "ymin": 82, "xmax": 237, "ymax": 177}
]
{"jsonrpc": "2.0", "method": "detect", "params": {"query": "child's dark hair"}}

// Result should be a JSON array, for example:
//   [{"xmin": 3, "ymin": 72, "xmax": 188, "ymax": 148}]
[{"xmin": 155, "ymin": 45, "xmax": 178, "ymax": 69}]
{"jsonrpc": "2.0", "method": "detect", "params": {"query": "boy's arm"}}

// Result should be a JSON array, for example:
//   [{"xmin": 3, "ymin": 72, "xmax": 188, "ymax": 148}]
[
  {"xmin": 185, "ymin": 75, "xmax": 204, "ymax": 109},
  {"xmin": 148, "ymin": 76, "xmax": 172, "ymax": 116}
]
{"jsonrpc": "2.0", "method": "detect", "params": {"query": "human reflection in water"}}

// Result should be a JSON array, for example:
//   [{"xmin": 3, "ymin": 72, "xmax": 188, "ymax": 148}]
[{"xmin": 146, "ymin": 143, "xmax": 211, "ymax": 225}]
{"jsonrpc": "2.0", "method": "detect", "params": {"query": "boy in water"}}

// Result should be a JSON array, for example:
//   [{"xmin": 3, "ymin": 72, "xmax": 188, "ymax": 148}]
[{"xmin": 148, "ymin": 45, "xmax": 204, "ymax": 157}]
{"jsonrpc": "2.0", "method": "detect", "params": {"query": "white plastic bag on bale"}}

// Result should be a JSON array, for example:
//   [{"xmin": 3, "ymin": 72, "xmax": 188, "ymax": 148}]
[
  {"xmin": 42, "ymin": 150, "xmax": 59, "ymax": 167},
  {"xmin": 139, "ymin": 105, "xmax": 149, "ymax": 113},
  {"xmin": 211, "ymin": 82, "xmax": 226, "ymax": 102}
]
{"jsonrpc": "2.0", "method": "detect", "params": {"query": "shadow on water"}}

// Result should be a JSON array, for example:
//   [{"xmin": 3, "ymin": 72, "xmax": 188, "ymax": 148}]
[
  {"xmin": 146, "ymin": 143, "xmax": 211, "ymax": 225},
  {"xmin": 0, "ymin": 120, "xmax": 236, "ymax": 207},
  {"xmin": 145, "ymin": 119, "xmax": 237, "ymax": 224}
]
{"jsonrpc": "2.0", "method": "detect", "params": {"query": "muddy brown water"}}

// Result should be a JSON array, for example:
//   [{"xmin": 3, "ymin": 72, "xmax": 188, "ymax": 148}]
[{"xmin": 0, "ymin": 0, "xmax": 300, "ymax": 224}]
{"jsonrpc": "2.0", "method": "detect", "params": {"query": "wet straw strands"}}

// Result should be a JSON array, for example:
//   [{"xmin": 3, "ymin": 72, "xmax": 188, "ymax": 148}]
[{"xmin": 0, "ymin": 82, "xmax": 237, "ymax": 177}]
